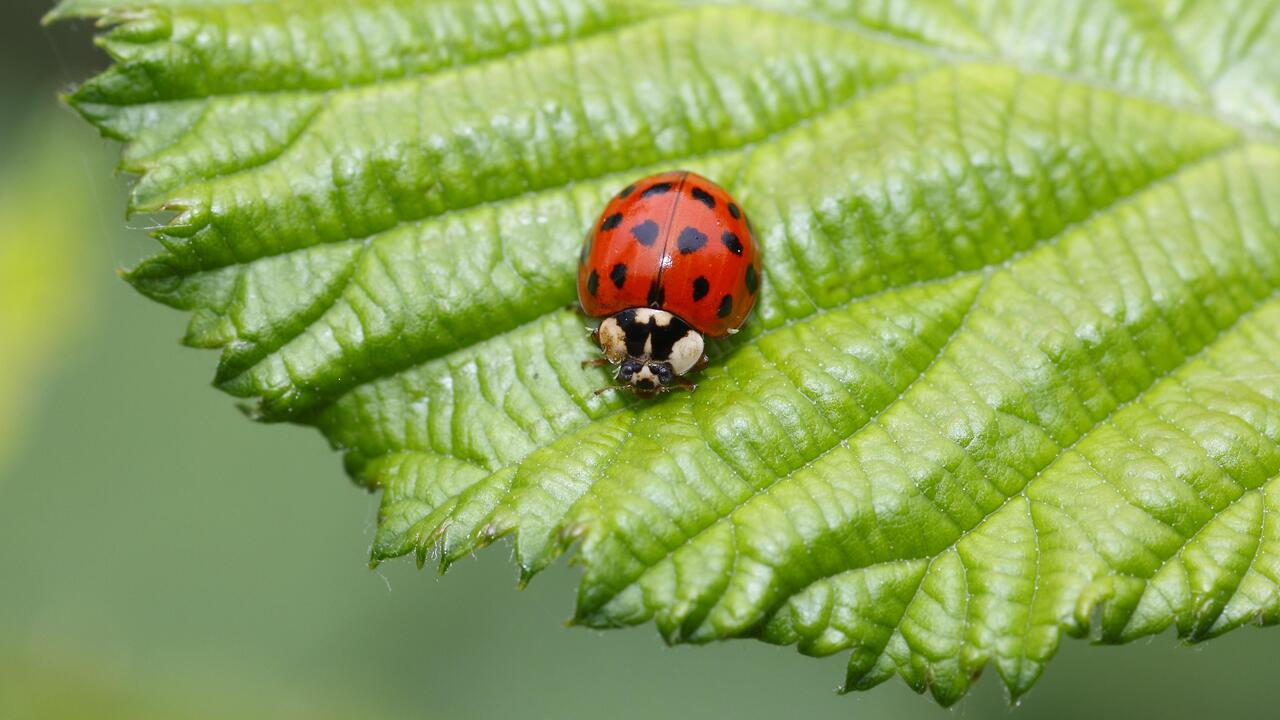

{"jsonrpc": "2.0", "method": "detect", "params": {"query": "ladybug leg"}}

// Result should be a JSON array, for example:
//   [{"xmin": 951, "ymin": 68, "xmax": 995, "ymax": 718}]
[
  {"xmin": 581, "ymin": 358, "xmax": 612, "ymax": 369},
  {"xmin": 593, "ymin": 385, "xmax": 625, "ymax": 397},
  {"xmin": 666, "ymin": 378, "xmax": 697, "ymax": 394},
  {"xmin": 691, "ymin": 353, "xmax": 710, "ymax": 373}
]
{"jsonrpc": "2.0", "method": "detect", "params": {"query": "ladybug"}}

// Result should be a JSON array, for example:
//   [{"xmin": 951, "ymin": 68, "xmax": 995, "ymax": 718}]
[{"xmin": 577, "ymin": 170, "xmax": 761, "ymax": 396}]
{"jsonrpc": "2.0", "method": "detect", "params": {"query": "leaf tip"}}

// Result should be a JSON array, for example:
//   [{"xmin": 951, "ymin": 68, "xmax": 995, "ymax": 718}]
[
  {"xmin": 41, "ymin": 2, "xmax": 78, "ymax": 25},
  {"xmin": 233, "ymin": 401, "xmax": 267, "ymax": 422},
  {"xmin": 122, "ymin": 256, "xmax": 180, "ymax": 297},
  {"xmin": 428, "ymin": 520, "xmax": 465, "ymax": 575},
  {"xmin": 515, "ymin": 567, "xmax": 535, "ymax": 590}
]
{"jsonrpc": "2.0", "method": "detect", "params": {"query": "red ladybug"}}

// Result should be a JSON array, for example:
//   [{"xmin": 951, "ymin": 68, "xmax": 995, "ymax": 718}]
[{"xmin": 578, "ymin": 170, "xmax": 761, "ymax": 395}]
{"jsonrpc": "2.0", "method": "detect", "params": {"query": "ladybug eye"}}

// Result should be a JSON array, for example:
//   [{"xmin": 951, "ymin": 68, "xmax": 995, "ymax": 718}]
[
  {"xmin": 653, "ymin": 364, "xmax": 673, "ymax": 384},
  {"xmin": 620, "ymin": 360, "xmax": 642, "ymax": 378}
]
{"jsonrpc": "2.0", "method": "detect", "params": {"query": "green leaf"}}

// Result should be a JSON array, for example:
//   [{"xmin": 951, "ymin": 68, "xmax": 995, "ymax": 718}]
[{"xmin": 57, "ymin": 0, "xmax": 1280, "ymax": 705}]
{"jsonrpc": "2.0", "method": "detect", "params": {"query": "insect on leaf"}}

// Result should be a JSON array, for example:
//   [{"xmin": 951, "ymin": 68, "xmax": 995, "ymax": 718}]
[{"xmin": 53, "ymin": 0, "xmax": 1280, "ymax": 705}]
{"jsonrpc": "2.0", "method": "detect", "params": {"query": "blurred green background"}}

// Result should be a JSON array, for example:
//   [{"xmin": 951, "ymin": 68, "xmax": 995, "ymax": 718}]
[{"xmin": 2, "ymin": 1, "xmax": 1279, "ymax": 718}]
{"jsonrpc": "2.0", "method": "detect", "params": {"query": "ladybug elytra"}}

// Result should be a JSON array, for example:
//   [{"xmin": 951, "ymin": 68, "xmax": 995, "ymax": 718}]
[{"xmin": 577, "ymin": 171, "xmax": 761, "ymax": 396}]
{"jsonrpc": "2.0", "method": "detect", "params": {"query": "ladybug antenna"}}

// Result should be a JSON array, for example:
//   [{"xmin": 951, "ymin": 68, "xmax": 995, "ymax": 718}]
[{"xmin": 593, "ymin": 385, "xmax": 623, "ymax": 397}]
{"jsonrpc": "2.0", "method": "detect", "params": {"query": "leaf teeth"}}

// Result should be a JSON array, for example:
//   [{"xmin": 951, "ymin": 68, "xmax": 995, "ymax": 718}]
[
  {"xmin": 39, "ymin": 6, "xmax": 67, "ymax": 25},
  {"xmin": 122, "ymin": 261, "xmax": 180, "ymax": 299},
  {"xmin": 100, "ymin": 8, "xmax": 171, "ymax": 44}
]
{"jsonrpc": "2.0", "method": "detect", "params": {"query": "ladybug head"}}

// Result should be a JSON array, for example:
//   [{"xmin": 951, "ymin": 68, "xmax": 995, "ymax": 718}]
[
  {"xmin": 617, "ymin": 357, "xmax": 668, "ymax": 392},
  {"xmin": 596, "ymin": 308, "xmax": 705, "ymax": 395}
]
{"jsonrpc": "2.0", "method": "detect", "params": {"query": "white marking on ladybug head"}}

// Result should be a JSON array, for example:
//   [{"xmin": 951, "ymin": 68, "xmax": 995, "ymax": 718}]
[
  {"xmin": 668, "ymin": 329, "xmax": 704, "ymax": 376},
  {"xmin": 631, "ymin": 364, "xmax": 661, "ymax": 391},
  {"xmin": 597, "ymin": 316, "xmax": 627, "ymax": 364}
]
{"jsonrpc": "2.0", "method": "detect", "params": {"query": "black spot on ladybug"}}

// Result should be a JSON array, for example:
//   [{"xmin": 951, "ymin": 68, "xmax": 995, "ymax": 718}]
[
  {"xmin": 631, "ymin": 219, "xmax": 659, "ymax": 246},
  {"xmin": 610, "ymin": 263, "xmax": 627, "ymax": 289},
  {"xmin": 647, "ymin": 280, "xmax": 665, "ymax": 307},
  {"xmin": 745, "ymin": 264, "xmax": 758, "ymax": 294},
  {"xmin": 717, "ymin": 294, "xmax": 734, "ymax": 318},
  {"xmin": 691, "ymin": 187, "xmax": 715, "ymax": 209},
  {"xmin": 728, "ymin": 202, "xmax": 741, "ymax": 220},
  {"xmin": 642, "ymin": 182, "xmax": 673, "ymax": 197},
  {"xmin": 678, "ymin": 227, "xmax": 707, "ymax": 254},
  {"xmin": 601, "ymin": 212, "xmax": 623, "ymax": 232},
  {"xmin": 617, "ymin": 307, "xmax": 693, "ymax": 359},
  {"xmin": 692, "ymin": 276, "xmax": 710, "ymax": 301},
  {"xmin": 721, "ymin": 231, "xmax": 743, "ymax": 255},
  {"xmin": 618, "ymin": 184, "xmax": 637, "ymax": 199},
  {"xmin": 587, "ymin": 269, "xmax": 599, "ymax": 296}
]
